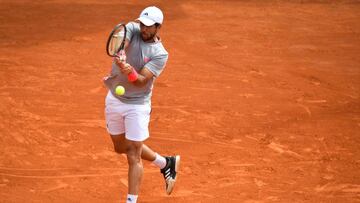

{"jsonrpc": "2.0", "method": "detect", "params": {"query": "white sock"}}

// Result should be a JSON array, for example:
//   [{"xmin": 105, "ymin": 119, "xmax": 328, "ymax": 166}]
[
  {"xmin": 152, "ymin": 153, "xmax": 167, "ymax": 169},
  {"xmin": 126, "ymin": 194, "xmax": 138, "ymax": 203}
]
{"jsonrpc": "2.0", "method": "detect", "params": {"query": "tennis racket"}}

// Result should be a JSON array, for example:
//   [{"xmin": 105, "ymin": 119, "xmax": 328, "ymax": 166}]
[
  {"xmin": 106, "ymin": 23, "xmax": 127, "ymax": 61},
  {"xmin": 103, "ymin": 23, "xmax": 127, "ymax": 90}
]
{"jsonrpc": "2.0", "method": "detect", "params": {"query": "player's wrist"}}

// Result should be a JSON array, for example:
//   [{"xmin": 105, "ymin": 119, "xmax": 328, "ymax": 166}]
[{"xmin": 128, "ymin": 67, "xmax": 139, "ymax": 82}]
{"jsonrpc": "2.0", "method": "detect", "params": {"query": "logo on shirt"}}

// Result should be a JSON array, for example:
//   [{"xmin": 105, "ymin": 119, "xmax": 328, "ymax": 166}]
[{"xmin": 144, "ymin": 57, "xmax": 150, "ymax": 63}]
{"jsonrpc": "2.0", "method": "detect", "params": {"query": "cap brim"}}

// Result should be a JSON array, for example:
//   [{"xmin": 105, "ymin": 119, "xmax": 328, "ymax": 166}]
[{"xmin": 137, "ymin": 16, "xmax": 156, "ymax": 26}]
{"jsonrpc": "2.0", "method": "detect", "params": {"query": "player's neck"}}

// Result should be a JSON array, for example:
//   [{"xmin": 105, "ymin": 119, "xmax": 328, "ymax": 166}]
[{"xmin": 144, "ymin": 35, "xmax": 159, "ymax": 43}]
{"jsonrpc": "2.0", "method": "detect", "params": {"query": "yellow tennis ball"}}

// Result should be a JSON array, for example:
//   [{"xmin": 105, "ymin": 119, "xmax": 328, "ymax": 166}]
[{"xmin": 115, "ymin": 85, "xmax": 125, "ymax": 95}]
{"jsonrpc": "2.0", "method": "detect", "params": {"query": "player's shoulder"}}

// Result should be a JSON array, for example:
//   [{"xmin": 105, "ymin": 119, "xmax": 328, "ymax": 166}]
[
  {"xmin": 126, "ymin": 21, "xmax": 140, "ymax": 31},
  {"xmin": 153, "ymin": 41, "xmax": 168, "ymax": 58}
]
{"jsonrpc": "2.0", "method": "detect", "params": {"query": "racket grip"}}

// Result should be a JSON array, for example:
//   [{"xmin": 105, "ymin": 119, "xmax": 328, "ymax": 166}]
[
  {"xmin": 118, "ymin": 50, "xmax": 126, "ymax": 62},
  {"xmin": 128, "ymin": 68, "xmax": 138, "ymax": 82}
]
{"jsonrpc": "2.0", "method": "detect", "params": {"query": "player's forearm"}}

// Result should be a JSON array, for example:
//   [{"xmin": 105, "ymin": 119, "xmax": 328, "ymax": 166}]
[
  {"xmin": 131, "ymin": 74, "xmax": 149, "ymax": 87},
  {"xmin": 126, "ymin": 67, "xmax": 149, "ymax": 87},
  {"xmin": 126, "ymin": 66, "xmax": 153, "ymax": 87}
]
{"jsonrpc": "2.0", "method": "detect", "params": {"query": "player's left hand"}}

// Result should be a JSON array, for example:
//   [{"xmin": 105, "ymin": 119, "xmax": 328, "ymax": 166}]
[{"xmin": 117, "ymin": 50, "xmax": 126, "ymax": 62}]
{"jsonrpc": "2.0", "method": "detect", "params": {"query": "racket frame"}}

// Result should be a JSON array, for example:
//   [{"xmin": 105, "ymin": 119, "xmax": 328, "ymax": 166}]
[{"xmin": 106, "ymin": 23, "xmax": 127, "ymax": 57}]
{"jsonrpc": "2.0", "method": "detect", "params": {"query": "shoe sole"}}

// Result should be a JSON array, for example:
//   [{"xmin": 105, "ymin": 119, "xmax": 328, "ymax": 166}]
[{"xmin": 166, "ymin": 155, "xmax": 180, "ymax": 195}]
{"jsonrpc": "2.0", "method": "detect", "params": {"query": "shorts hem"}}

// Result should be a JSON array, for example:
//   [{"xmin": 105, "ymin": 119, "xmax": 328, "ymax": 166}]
[
  {"xmin": 125, "ymin": 135, "xmax": 149, "ymax": 142},
  {"xmin": 107, "ymin": 129, "xmax": 125, "ymax": 136}
]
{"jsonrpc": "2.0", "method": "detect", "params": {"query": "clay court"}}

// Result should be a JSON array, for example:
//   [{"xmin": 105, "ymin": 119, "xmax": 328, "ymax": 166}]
[{"xmin": 0, "ymin": 0, "xmax": 359, "ymax": 202}]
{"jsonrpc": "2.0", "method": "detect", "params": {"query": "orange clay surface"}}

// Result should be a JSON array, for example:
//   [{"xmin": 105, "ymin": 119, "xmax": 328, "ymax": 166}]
[{"xmin": 0, "ymin": 1, "xmax": 359, "ymax": 202}]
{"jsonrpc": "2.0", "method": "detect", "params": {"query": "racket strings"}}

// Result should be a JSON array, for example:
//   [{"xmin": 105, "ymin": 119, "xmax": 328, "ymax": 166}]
[{"xmin": 107, "ymin": 25, "xmax": 126, "ymax": 56}]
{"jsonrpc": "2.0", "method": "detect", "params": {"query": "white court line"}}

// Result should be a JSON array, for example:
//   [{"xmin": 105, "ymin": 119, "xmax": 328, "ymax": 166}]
[
  {"xmin": 151, "ymin": 136, "xmax": 244, "ymax": 149},
  {"xmin": 120, "ymin": 178, "xmax": 128, "ymax": 187},
  {"xmin": 0, "ymin": 172, "xmax": 124, "ymax": 179},
  {"xmin": 0, "ymin": 167, "xmax": 127, "ymax": 171}
]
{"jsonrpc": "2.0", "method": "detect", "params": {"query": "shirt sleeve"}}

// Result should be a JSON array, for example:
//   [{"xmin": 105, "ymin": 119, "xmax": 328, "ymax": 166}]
[
  {"xmin": 144, "ymin": 54, "xmax": 168, "ymax": 77},
  {"xmin": 125, "ymin": 22, "xmax": 137, "ymax": 42}
]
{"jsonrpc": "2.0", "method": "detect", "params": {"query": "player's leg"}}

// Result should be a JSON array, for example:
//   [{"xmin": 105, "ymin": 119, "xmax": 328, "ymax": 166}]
[
  {"xmin": 109, "ymin": 135, "xmax": 143, "ymax": 202},
  {"xmin": 110, "ymin": 134, "xmax": 163, "ymax": 166},
  {"xmin": 126, "ymin": 103, "xmax": 180, "ymax": 195},
  {"xmin": 124, "ymin": 138, "xmax": 143, "ymax": 197},
  {"xmin": 141, "ymin": 144, "xmax": 156, "ymax": 161},
  {"xmin": 140, "ymin": 144, "xmax": 180, "ymax": 194},
  {"xmin": 141, "ymin": 144, "xmax": 169, "ymax": 170},
  {"xmin": 105, "ymin": 92, "xmax": 141, "ymax": 202},
  {"xmin": 106, "ymin": 92, "xmax": 180, "ymax": 196},
  {"xmin": 109, "ymin": 135, "xmax": 180, "ymax": 195},
  {"xmin": 106, "ymin": 91, "xmax": 167, "ymax": 168},
  {"xmin": 110, "ymin": 134, "xmax": 126, "ymax": 154}
]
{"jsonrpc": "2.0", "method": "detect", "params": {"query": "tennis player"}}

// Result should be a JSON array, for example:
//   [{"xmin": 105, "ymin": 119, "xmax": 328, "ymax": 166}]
[{"xmin": 104, "ymin": 6, "xmax": 180, "ymax": 203}]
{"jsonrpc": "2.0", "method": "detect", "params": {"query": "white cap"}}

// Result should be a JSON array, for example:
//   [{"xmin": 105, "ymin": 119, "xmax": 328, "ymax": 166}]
[{"xmin": 137, "ymin": 6, "xmax": 164, "ymax": 26}]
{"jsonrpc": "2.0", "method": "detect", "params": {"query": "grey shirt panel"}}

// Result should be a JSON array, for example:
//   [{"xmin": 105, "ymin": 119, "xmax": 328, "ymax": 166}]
[{"xmin": 104, "ymin": 22, "xmax": 168, "ymax": 104}]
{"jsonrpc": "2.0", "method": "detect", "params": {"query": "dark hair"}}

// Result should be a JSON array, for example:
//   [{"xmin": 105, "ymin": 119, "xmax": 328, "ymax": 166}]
[{"xmin": 155, "ymin": 23, "xmax": 161, "ymax": 27}]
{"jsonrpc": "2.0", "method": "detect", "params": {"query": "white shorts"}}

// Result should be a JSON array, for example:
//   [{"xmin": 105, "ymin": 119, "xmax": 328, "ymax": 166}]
[{"xmin": 104, "ymin": 91, "xmax": 151, "ymax": 142}]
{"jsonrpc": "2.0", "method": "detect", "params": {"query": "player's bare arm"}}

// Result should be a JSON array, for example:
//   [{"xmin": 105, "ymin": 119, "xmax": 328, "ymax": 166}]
[
  {"xmin": 115, "ymin": 58, "xmax": 154, "ymax": 87},
  {"xmin": 132, "ymin": 67, "xmax": 154, "ymax": 87}
]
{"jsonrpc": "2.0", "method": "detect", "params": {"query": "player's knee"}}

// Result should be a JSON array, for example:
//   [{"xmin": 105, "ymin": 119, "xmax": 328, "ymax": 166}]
[
  {"xmin": 126, "ymin": 144, "xmax": 142, "ymax": 165},
  {"xmin": 126, "ymin": 152, "xmax": 141, "ymax": 165}
]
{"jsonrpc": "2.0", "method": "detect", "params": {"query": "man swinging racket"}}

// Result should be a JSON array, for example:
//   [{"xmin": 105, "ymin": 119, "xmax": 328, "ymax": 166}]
[{"xmin": 103, "ymin": 6, "xmax": 180, "ymax": 203}]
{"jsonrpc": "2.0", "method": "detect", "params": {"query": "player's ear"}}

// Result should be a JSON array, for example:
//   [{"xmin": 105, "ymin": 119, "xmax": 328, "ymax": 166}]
[{"xmin": 156, "ymin": 23, "xmax": 162, "ymax": 29}]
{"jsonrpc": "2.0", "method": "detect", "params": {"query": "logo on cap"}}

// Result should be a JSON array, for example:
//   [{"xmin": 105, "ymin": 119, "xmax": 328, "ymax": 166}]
[{"xmin": 137, "ymin": 6, "xmax": 164, "ymax": 26}]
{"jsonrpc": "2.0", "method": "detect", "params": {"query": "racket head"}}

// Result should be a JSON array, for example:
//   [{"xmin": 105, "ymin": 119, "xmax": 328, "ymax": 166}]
[{"xmin": 106, "ymin": 23, "xmax": 127, "ymax": 57}]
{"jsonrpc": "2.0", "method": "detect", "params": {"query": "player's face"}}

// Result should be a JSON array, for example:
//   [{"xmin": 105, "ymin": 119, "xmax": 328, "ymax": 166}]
[{"xmin": 140, "ymin": 22, "xmax": 160, "ymax": 42}]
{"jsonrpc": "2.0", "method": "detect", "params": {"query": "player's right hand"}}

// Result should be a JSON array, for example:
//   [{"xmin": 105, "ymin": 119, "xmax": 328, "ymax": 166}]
[{"xmin": 115, "ymin": 60, "xmax": 132, "ymax": 75}]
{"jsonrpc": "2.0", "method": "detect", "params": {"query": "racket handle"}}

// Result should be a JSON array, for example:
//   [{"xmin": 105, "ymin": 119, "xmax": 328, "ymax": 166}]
[
  {"xmin": 128, "ymin": 68, "xmax": 138, "ymax": 82},
  {"xmin": 118, "ymin": 50, "xmax": 126, "ymax": 62}
]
